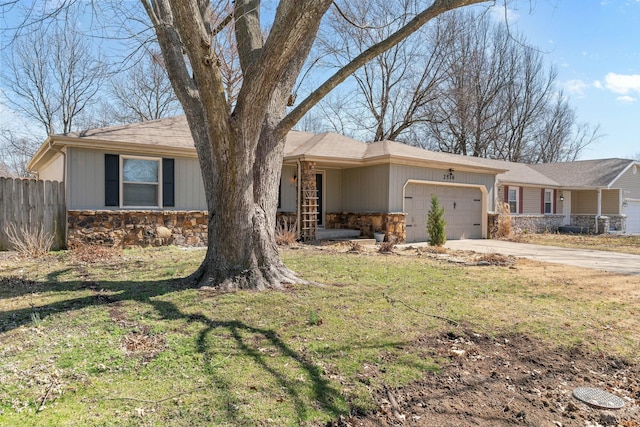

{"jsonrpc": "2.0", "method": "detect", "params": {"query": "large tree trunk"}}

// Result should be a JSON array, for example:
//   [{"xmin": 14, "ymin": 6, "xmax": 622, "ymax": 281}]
[
  {"xmin": 187, "ymin": 124, "xmax": 299, "ymax": 291},
  {"xmin": 143, "ymin": 0, "xmax": 486, "ymax": 290}
]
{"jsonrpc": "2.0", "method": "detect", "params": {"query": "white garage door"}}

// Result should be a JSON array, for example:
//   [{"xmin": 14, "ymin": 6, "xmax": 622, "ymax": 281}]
[
  {"xmin": 626, "ymin": 200, "xmax": 640, "ymax": 234},
  {"xmin": 404, "ymin": 183, "xmax": 483, "ymax": 243}
]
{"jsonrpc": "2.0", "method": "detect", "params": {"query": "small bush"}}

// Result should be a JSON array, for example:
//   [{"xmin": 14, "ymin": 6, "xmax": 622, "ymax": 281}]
[
  {"xmin": 378, "ymin": 241, "xmax": 395, "ymax": 253},
  {"xmin": 275, "ymin": 217, "xmax": 298, "ymax": 246},
  {"xmin": 348, "ymin": 241, "xmax": 363, "ymax": 252},
  {"xmin": 5, "ymin": 224, "xmax": 53, "ymax": 258},
  {"xmin": 426, "ymin": 195, "xmax": 446, "ymax": 246},
  {"xmin": 492, "ymin": 202, "xmax": 512, "ymax": 239}
]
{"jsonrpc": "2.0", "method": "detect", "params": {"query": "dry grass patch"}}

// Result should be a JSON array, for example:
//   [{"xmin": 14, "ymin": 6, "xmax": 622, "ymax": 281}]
[{"xmin": 520, "ymin": 233, "xmax": 640, "ymax": 255}]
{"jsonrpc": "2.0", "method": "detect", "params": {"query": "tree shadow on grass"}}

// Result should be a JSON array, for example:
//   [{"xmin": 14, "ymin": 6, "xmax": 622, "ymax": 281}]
[{"xmin": 0, "ymin": 272, "xmax": 346, "ymax": 423}]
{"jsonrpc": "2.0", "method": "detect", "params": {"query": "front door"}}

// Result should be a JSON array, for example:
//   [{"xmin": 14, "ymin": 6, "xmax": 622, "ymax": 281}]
[{"xmin": 562, "ymin": 191, "xmax": 571, "ymax": 225}]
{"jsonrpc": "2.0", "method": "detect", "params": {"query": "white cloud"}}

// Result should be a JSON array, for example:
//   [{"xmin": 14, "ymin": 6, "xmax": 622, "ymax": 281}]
[
  {"xmin": 617, "ymin": 95, "xmax": 637, "ymax": 103},
  {"xmin": 488, "ymin": 3, "xmax": 519, "ymax": 23},
  {"xmin": 604, "ymin": 72, "xmax": 640, "ymax": 94},
  {"xmin": 593, "ymin": 80, "xmax": 603, "ymax": 89},
  {"xmin": 564, "ymin": 79, "xmax": 589, "ymax": 96}
]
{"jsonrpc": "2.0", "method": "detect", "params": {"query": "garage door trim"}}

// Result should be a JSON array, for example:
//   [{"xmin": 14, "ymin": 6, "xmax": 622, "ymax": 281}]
[
  {"xmin": 402, "ymin": 179, "xmax": 488, "ymax": 239},
  {"xmin": 624, "ymin": 198, "xmax": 640, "ymax": 234}
]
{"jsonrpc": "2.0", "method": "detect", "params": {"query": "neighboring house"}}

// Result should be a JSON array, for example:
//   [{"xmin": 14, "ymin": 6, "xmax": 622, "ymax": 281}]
[
  {"xmin": 27, "ymin": 116, "xmax": 640, "ymax": 247},
  {"xmin": 531, "ymin": 159, "xmax": 640, "ymax": 234}
]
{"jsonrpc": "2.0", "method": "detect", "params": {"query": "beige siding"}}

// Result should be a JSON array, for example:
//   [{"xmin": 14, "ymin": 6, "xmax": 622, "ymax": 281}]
[
  {"xmin": 68, "ymin": 148, "xmax": 104, "ymax": 209},
  {"xmin": 572, "ymin": 190, "xmax": 598, "ymax": 214},
  {"xmin": 613, "ymin": 164, "xmax": 640, "ymax": 200},
  {"xmin": 279, "ymin": 165, "xmax": 297, "ymax": 212},
  {"xmin": 324, "ymin": 168, "xmax": 342, "ymax": 212},
  {"xmin": 601, "ymin": 189, "xmax": 619, "ymax": 215},
  {"xmin": 67, "ymin": 147, "xmax": 206, "ymax": 210},
  {"xmin": 390, "ymin": 164, "xmax": 495, "ymax": 212},
  {"xmin": 522, "ymin": 187, "xmax": 541, "ymax": 214},
  {"xmin": 38, "ymin": 153, "xmax": 65, "ymax": 182},
  {"xmin": 174, "ymin": 157, "xmax": 206, "ymax": 210},
  {"xmin": 341, "ymin": 164, "xmax": 390, "ymax": 212}
]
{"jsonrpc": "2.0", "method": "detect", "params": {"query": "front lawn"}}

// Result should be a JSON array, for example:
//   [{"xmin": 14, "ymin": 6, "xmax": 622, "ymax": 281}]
[{"xmin": 1, "ymin": 245, "xmax": 638, "ymax": 426}]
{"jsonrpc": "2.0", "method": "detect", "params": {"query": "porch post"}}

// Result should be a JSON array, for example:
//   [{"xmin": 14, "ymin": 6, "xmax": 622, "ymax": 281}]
[{"xmin": 596, "ymin": 189, "xmax": 602, "ymax": 233}]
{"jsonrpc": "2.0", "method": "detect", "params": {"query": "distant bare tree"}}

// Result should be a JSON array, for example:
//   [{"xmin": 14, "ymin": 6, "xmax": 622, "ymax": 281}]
[
  {"xmin": 0, "ymin": 129, "xmax": 37, "ymax": 177},
  {"xmin": 2, "ymin": 12, "xmax": 108, "ymax": 136},
  {"xmin": 110, "ymin": 51, "xmax": 183, "ymax": 122},
  {"xmin": 314, "ymin": 7, "xmax": 597, "ymax": 163},
  {"xmin": 316, "ymin": 0, "xmax": 448, "ymax": 143}
]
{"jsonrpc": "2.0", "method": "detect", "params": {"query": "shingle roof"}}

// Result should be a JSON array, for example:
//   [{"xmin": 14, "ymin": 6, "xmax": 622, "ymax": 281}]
[
  {"xmin": 32, "ymin": 116, "xmax": 633, "ymax": 189},
  {"xmin": 469, "ymin": 157, "xmax": 560, "ymax": 187},
  {"xmin": 367, "ymin": 140, "xmax": 507, "ymax": 172},
  {"xmin": 529, "ymin": 158, "xmax": 635, "ymax": 188}
]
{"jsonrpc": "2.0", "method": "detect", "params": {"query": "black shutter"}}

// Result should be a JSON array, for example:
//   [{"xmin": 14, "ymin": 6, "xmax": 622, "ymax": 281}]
[
  {"xmin": 162, "ymin": 158, "xmax": 175, "ymax": 207},
  {"xmin": 105, "ymin": 154, "xmax": 119, "ymax": 206}
]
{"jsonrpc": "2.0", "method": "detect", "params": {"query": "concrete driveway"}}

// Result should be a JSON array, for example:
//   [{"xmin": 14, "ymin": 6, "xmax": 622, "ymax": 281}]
[{"xmin": 442, "ymin": 239, "xmax": 640, "ymax": 276}]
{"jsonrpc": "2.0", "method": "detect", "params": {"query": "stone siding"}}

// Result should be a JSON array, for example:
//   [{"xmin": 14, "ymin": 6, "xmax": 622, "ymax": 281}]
[
  {"xmin": 488, "ymin": 214, "xmax": 564, "ymax": 237},
  {"xmin": 325, "ymin": 212, "xmax": 406, "ymax": 242},
  {"xmin": 569, "ymin": 215, "xmax": 626, "ymax": 234},
  {"xmin": 511, "ymin": 215, "xmax": 565, "ymax": 234},
  {"xmin": 609, "ymin": 215, "xmax": 626, "ymax": 232},
  {"xmin": 68, "ymin": 210, "xmax": 208, "ymax": 248}
]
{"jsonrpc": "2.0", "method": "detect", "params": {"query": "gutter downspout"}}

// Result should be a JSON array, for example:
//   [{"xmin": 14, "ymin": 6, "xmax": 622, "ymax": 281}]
[
  {"xmin": 296, "ymin": 159, "xmax": 301, "ymax": 239},
  {"xmin": 48, "ymin": 140, "xmax": 68, "ymax": 249},
  {"xmin": 595, "ymin": 188, "xmax": 602, "ymax": 234}
]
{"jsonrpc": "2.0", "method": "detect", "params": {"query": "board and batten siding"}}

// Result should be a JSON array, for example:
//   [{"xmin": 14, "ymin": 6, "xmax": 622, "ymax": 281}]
[
  {"xmin": 389, "ymin": 164, "xmax": 496, "ymax": 212},
  {"xmin": 323, "ymin": 168, "xmax": 343, "ymax": 213},
  {"xmin": 279, "ymin": 165, "xmax": 297, "ymax": 212},
  {"xmin": 67, "ymin": 147, "xmax": 206, "ymax": 210},
  {"xmin": 340, "ymin": 164, "xmax": 390, "ymax": 212}
]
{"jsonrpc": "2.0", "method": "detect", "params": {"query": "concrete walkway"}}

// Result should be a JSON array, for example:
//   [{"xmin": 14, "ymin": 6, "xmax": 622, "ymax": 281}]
[{"xmin": 437, "ymin": 239, "xmax": 640, "ymax": 276}]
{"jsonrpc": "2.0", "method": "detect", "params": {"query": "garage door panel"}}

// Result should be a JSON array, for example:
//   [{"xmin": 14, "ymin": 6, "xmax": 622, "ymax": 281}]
[{"xmin": 406, "ymin": 183, "xmax": 483, "ymax": 243}]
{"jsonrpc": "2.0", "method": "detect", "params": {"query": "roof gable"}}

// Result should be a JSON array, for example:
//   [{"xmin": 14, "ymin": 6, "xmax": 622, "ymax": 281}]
[{"xmin": 530, "ymin": 158, "xmax": 636, "ymax": 188}]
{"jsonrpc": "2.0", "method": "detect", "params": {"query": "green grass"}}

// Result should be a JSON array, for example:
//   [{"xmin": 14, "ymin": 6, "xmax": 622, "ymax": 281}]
[{"xmin": 0, "ymin": 246, "xmax": 638, "ymax": 426}]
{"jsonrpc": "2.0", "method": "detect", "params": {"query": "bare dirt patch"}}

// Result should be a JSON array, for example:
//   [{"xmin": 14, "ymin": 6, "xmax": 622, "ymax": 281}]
[{"xmin": 331, "ymin": 330, "xmax": 639, "ymax": 427}]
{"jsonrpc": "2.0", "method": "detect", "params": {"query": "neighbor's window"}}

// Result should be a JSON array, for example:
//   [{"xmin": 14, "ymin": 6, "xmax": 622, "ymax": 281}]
[
  {"xmin": 508, "ymin": 187, "xmax": 518, "ymax": 214},
  {"xmin": 122, "ymin": 157, "xmax": 160, "ymax": 207},
  {"xmin": 544, "ymin": 189, "xmax": 553, "ymax": 214}
]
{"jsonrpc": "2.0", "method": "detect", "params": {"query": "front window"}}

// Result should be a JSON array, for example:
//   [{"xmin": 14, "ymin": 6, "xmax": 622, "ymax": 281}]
[
  {"xmin": 508, "ymin": 187, "xmax": 518, "ymax": 214},
  {"xmin": 544, "ymin": 189, "xmax": 553, "ymax": 214},
  {"xmin": 122, "ymin": 157, "xmax": 160, "ymax": 207}
]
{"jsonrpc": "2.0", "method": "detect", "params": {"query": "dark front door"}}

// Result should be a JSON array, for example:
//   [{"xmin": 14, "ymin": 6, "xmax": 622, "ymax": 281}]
[{"xmin": 316, "ymin": 173, "xmax": 323, "ymax": 226}]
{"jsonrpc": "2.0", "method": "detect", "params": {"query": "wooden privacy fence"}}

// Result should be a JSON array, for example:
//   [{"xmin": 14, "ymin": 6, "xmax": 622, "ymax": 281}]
[{"xmin": 0, "ymin": 177, "xmax": 66, "ymax": 250}]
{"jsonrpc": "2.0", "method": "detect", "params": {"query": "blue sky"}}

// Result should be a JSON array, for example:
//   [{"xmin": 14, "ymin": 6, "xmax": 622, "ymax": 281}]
[{"xmin": 494, "ymin": 0, "xmax": 640, "ymax": 159}]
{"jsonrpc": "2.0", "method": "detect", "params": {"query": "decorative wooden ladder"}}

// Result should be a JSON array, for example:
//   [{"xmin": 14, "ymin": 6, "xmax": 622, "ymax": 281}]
[{"xmin": 300, "ymin": 188, "xmax": 318, "ymax": 241}]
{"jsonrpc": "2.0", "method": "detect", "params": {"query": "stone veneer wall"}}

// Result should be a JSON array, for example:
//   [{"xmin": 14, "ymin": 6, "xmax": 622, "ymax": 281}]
[
  {"xmin": 488, "ymin": 214, "xmax": 564, "ymax": 237},
  {"xmin": 487, "ymin": 213, "xmax": 627, "ymax": 236},
  {"xmin": 68, "ymin": 210, "xmax": 208, "ymax": 248},
  {"xmin": 511, "ymin": 215, "xmax": 565, "ymax": 234},
  {"xmin": 570, "ymin": 215, "xmax": 626, "ymax": 234},
  {"xmin": 325, "ymin": 212, "xmax": 406, "ymax": 242},
  {"xmin": 608, "ymin": 215, "xmax": 626, "ymax": 232}
]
